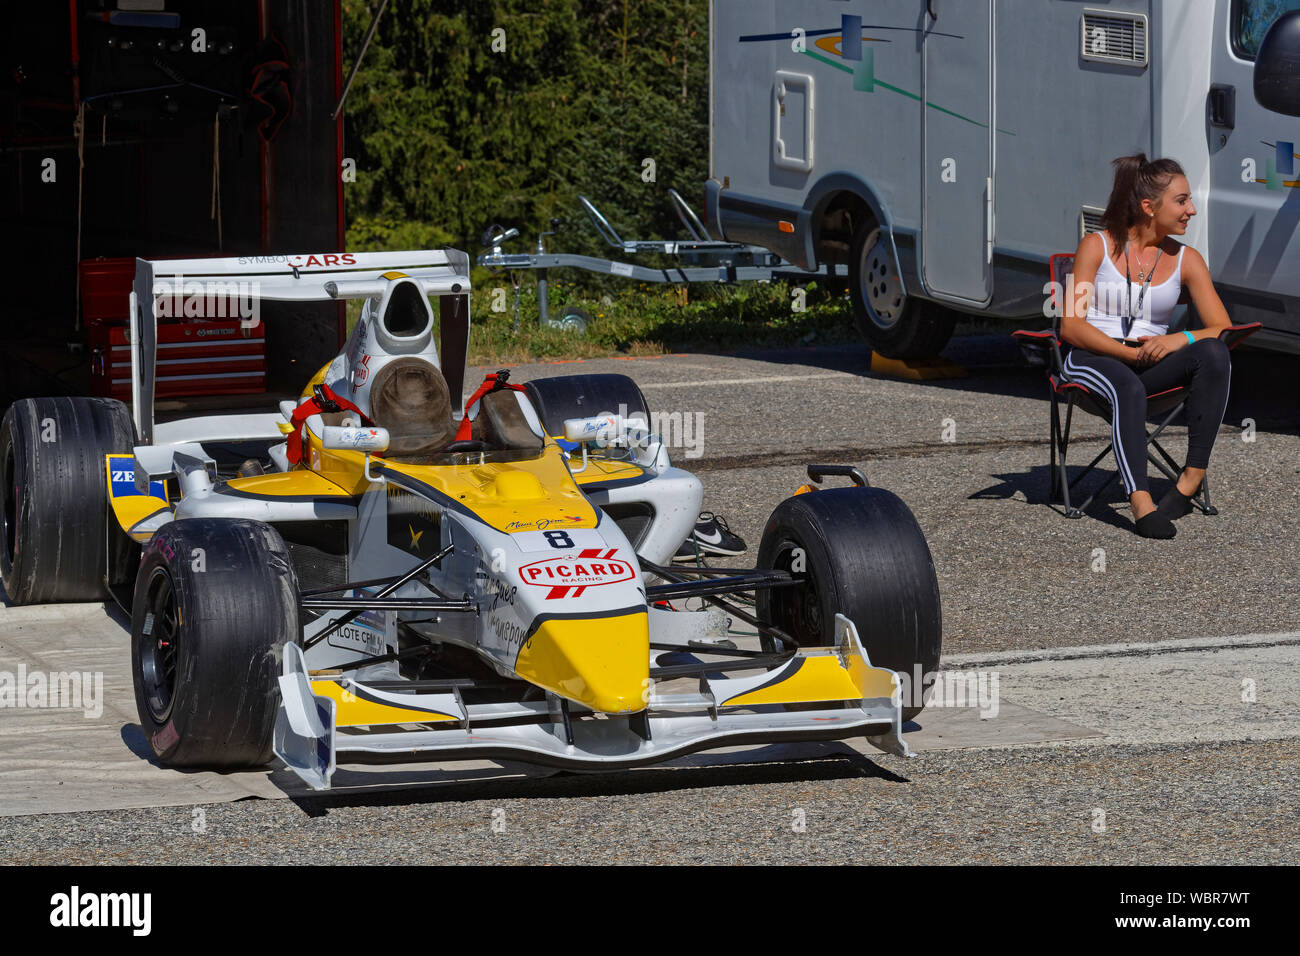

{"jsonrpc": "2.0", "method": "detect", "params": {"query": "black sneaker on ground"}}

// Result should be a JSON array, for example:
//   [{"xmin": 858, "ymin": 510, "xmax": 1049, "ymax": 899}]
[
  {"xmin": 671, "ymin": 539, "xmax": 700, "ymax": 563},
  {"xmin": 690, "ymin": 512, "xmax": 747, "ymax": 556}
]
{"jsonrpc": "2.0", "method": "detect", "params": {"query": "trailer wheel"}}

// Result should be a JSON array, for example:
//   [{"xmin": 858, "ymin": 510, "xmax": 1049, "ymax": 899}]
[
  {"xmin": 756, "ymin": 486, "xmax": 941, "ymax": 721},
  {"xmin": 0, "ymin": 397, "xmax": 136, "ymax": 605},
  {"xmin": 131, "ymin": 518, "xmax": 299, "ymax": 768},
  {"xmin": 849, "ymin": 223, "xmax": 956, "ymax": 359},
  {"xmin": 523, "ymin": 373, "xmax": 650, "ymax": 438}
]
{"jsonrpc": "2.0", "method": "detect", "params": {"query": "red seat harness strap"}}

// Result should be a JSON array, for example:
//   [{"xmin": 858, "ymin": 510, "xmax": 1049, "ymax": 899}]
[
  {"xmin": 455, "ymin": 370, "xmax": 526, "ymax": 442},
  {"xmin": 287, "ymin": 383, "xmax": 374, "ymax": 465}
]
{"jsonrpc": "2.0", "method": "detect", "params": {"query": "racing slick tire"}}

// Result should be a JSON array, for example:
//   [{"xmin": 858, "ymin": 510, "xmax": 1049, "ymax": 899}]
[
  {"xmin": 1, "ymin": 396, "xmax": 136, "ymax": 605},
  {"xmin": 849, "ymin": 221, "xmax": 957, "ymax": 359},
  {"xmin": 756, "ymin": 486, "xmax": 941, "ymax": 721},
  {"xmin": 131, "ymin": 518, "xmax": 300, "ymax": 768},
  {"xmin": 523, "ymin": 373, "xmax": 650, "ymax": 438}
]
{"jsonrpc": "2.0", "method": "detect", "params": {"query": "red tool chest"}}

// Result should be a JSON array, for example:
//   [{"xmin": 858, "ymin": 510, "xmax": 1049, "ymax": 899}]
[
  {"xmin": 89, "ymin": 321, "xmax": 267, "ymax": 400},
  {"xmin": 80, "ymin": 258, "xmax": 267, "ymax": 400}
]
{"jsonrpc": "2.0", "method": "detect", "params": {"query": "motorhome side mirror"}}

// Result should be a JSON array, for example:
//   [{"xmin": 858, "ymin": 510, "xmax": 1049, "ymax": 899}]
[
  {"xmin": 1254, "ymin": 10, "xmax": 1300, "ymax": 116},
  {"xmin": 321, "ymin": 425, "xmax": 390, "ymax": 453}
]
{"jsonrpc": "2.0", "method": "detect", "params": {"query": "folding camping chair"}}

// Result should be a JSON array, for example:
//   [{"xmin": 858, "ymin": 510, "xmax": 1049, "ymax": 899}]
[{"xmin": 1013, "ymin": 252, "xmax": 1261, "ymax": 518}]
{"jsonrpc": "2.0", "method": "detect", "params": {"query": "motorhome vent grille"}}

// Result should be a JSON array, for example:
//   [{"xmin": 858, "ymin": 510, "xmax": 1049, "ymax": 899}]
[
  {"xmin": 1080, "ymin": 206, "xmax": 1105, "ymax": 240},
  {"xmin": 1080, "ymin": 10, "xmax": 1148, "ymax": 67}
]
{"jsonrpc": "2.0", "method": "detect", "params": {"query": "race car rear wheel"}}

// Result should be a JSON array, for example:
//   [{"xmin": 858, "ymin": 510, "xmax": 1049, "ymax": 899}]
[
  {"xmin": 523, "ymin": 373, "xmax": 650, "ymax": 438},
  {"xmin": 131, "ymin": 518, "xmax": 299, "ymax": 767},
  {"xmin": 0, "ymin": 396, "xmax": 136, "ymax": 605},
  {"xmin": 756, "ymin": 486, "xmax": 941, "ymax": 721}
]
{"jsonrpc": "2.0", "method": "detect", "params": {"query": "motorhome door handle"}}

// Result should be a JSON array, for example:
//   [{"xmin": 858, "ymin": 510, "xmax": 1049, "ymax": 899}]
[{"xmin": 1209, "ymin": 84, "xmax": 1235, "ymax": 130}]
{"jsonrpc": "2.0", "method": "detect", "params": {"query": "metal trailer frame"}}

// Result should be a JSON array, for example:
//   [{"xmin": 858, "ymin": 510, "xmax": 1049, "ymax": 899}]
[{"xmin": 476, "ymin": 190, "xmax": 847, "ymax": 330}]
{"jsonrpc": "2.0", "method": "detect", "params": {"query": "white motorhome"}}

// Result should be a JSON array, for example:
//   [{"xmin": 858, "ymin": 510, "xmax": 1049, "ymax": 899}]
[{"xmin": 705, "ymin": 0, "xmax": 1300, "ymax": 357}]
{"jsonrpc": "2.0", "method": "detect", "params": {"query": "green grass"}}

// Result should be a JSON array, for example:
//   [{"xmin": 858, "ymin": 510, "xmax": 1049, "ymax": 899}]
[{"xmin": 463, "ymin": 275, "xmax": 861, "ymax": 365}]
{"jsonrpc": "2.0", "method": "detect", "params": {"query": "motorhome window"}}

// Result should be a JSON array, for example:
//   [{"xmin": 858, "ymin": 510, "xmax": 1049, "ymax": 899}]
[{"xmin": 1235, "ymin": 0, "xmax": 1300, "ymax": 58}]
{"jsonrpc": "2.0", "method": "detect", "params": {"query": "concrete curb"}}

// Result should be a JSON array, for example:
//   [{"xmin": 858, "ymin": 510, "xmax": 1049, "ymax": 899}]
[{"xmin": 943, "ymin": 630, "xmax": 1300, "ymax": 669}]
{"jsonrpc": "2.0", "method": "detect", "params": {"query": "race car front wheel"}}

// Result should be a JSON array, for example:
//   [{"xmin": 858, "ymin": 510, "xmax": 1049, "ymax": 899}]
[
  {"xmin": 0, "ymin": 396, "xmax": 136, "ymax": 605},
  {"xmin": 131, "ymin": 518, "xmax": 299, "ymax": 767},
  {"xmin": 756, "ymin": 486, "xmax": 941, "ymax": 721}
]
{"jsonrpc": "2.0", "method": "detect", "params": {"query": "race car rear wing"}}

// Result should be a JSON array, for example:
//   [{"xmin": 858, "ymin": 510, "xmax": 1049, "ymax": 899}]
[{"xmin": 129, "ymin": 249, "xmax": 472, "ymax": 444}]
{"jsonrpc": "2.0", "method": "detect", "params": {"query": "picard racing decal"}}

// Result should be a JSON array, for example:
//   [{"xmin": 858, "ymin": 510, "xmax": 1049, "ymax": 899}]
[{"xmin": 518, "ymin": 549, "xmax": 632, "ymax": 600}]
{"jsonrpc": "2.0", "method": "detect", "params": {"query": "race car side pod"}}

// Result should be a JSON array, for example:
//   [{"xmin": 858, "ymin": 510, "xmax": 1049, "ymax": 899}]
[{"xmin": 300, "ymin": 543, "xmax": 458, "ymax": 652}]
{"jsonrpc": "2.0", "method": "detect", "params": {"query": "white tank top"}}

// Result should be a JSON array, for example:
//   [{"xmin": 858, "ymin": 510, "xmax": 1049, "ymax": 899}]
[{"xmin": 1085, "ymin": 230, "xmax": 1184, "ymax": 339}]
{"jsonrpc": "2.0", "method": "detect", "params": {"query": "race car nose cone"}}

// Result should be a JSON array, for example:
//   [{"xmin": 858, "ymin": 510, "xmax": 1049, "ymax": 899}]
[{"xmin": 515, "ymin": 611, "xmax": 650, "ymax": 714}]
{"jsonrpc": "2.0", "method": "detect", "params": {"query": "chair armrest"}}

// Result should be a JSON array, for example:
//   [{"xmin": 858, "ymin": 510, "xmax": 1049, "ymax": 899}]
[
  {"xmin": 1013, "ymin": 328, "xmax": 1064, "ymax": 371},
  {"xmin": 1217, "ymin": 322, "xmax": 1263, "ymax": 351}
]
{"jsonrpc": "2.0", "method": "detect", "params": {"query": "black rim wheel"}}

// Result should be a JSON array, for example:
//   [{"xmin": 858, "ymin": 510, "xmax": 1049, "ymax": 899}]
[
  {"xmin": 762, "ymin": 538, "xmax": 824, "ymax": 652},
  {"xmin": 140, "ymin": 567, "xmax": 181, "ymax": 724}
]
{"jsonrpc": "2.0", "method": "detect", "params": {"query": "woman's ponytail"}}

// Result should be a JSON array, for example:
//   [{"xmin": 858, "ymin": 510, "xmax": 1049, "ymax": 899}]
[{"xmin": 1100, "ymin": 153, "xmax": 1184, "ymax": 251}]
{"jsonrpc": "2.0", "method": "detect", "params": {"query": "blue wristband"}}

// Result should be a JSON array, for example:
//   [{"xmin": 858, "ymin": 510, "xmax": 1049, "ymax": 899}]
[{"xmin": 1183, "ymin": 330, "xmax": 1195, "ymax": 345}]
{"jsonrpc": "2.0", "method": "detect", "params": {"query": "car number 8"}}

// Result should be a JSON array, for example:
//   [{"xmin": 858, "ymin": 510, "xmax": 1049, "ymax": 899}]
[{"xmin": 544, "ymin": 530, "xmax": 574, "ymax": 549}]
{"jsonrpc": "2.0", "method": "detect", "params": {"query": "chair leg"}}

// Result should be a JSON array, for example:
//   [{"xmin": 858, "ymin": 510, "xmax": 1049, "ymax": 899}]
[
  {"xmin": 1050, "ymin": 392, "xmax": 1064, "ymax": 502},
  {"xmin": 1146, "ymin": 444, "xmax": 1181, "ymax": 486},
  {"xmin": 1069, "ymin": 450, "xmax": 1119, "ymax": 516},
  {"xmin": 1198, "ymin": 474, "xmax": 1217, "ymax": 516},
  {"xmin": 1150, "ymin": 434, "xmax": 1183, "ymax": 478},
  {"xmin": 1054, "ymin": 394, "xmax": 1085, "ymax": 517}
]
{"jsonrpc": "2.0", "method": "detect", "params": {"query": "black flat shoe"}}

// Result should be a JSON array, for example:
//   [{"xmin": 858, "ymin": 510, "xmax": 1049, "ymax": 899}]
[
  {"xmin": 1135, "ymin": 511, "xmax": 1177, "ymax": 539},
  {"xmin": 1156, "ymin": 485, "xmax": 1195, "ymax": 521}
]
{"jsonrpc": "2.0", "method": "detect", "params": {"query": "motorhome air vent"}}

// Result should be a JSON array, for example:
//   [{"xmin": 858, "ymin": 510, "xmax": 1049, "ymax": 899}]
[
  {"xmin": 1079, "ymin": 205, "xmax": 1105, "ymax": 240},
  {"xmin": 1080, "ymin": 10, "xmax": 1148, "ymax": 68}
]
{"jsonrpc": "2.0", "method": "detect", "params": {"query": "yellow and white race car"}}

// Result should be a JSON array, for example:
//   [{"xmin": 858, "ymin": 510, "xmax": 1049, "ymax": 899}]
[{"xmin": 0, "ymin": 250, "xmax": 941, "ymax": 789}]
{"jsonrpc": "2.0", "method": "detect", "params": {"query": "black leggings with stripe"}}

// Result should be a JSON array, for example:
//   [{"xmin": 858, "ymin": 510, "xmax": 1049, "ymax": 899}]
[{"xmin": 1062, "ymin": 338, "xmax": 1232, "ymax": 495}]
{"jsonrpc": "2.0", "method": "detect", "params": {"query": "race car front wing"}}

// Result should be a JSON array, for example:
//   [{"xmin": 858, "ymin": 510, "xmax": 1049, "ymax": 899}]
[{"xmin": 274, "ymin": 614, "xmax": 914, "ymax": 790}]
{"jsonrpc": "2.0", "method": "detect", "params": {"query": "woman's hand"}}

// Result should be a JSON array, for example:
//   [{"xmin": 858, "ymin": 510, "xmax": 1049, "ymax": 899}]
[{"xmin": 1134, "ymin": 332, "xmax": 1189, "ymax": 367}]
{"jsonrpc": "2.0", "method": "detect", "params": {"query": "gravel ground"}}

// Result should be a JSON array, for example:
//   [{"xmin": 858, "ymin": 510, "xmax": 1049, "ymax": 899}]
[
  {"xmin": 1, "ymin": 333, "xmax": 1294, "ymax": 864},
  {"xmin": 0, "ymin": 737, "xmax": 1292, "ymax": 864}
]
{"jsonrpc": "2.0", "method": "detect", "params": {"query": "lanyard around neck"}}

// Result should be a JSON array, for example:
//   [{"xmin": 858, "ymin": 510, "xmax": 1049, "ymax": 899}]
[{"xmin": 1122, "ymin": 243, "xmax": 1162, "ymax": 338}]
